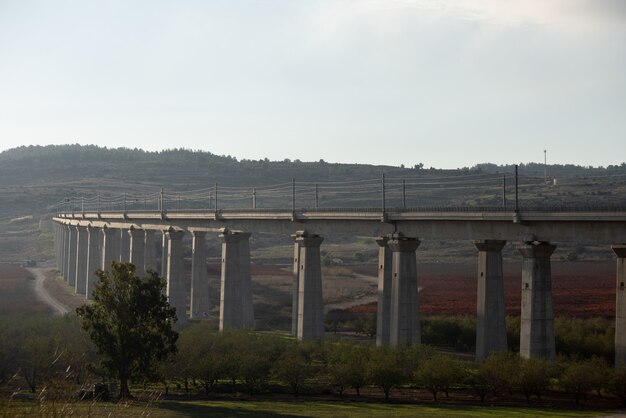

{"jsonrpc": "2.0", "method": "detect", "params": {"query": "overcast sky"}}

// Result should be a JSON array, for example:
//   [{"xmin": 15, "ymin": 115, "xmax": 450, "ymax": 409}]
[{"xmin": 0, "ymin": 0, "xmax": 624, "ymax": 168}]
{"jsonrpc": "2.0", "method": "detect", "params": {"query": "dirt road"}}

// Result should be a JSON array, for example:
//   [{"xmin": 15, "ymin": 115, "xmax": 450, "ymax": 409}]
[{"xmin": 27, "ymin": 267, "xmax": 69, "ymax": 315}]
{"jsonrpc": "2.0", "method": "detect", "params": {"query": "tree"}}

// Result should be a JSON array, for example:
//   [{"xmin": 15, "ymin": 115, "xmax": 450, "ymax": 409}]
[
  {"xmin": 327, "ymin": 342, "xmax": 369, "ymax": 397},
  {"xmin": 559, "ymin": 359, "xmax": 597, "ymax": 405},
  {"xmin": 415, "ymin": 354, "xmax": 465, "ymax": 401},
  {"xmin": 517, "ymin": 357, "xmax": 552, "ymax": 403},
  {"xmin": 76, "ymin": 262, "xmax": 178, "ymax": 399},
  {"xmin": 367, "ymin": 347, "xmax": 405, "ymax": 400},
  {"xmin": 609, "ymin": 366, "xmax": 626, "ymax": 406},
  {"xmin": 271, "ymin": 342, "xmax": 316, "ymax": 396},
  {"xmin": 480, "ymin": 352, "xmax": 520, "ymax": 397}
]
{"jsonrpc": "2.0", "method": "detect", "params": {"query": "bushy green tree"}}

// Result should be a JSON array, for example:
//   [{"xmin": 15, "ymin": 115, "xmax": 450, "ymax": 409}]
[
  {"xmin": 76, "ymin": 262, "xmax": 178, "ymax": 399},
  {"xmin": 559, "ymin": 359, "xmax": 600, "ymax": 405},
  {"xmin": 271, "ymin": 341, "xmax": 316, "ymax": 396},
  {"xmin": 609, "ymin": 366, "xmax": 626, "ymax": 406},
  {"xmin": 415, "ymin": 353, "xmax": 465, "ymax": 401},
  {"xmin": 480, "ymin": 352, "xmax": 520, "ymax": 397},
  {"xmin": 367, "ymin": 347, "xmax": 405, "ymax": 400},
  {"xmin": 517, "ymin": 357, "xmax": 552, "ymax": 403},
  {"xmin": 327, "ymin": 342, "xmax": 369, "ymax": 396}
]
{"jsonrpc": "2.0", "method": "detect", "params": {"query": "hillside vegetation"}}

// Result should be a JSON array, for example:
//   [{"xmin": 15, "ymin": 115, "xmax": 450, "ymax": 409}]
[{"xmin": 0, "ymin": 144, "xmax": 625, "ymax": 262}]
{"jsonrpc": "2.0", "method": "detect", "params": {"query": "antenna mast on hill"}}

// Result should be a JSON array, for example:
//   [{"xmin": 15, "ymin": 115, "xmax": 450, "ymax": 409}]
[{"xmin": 543, "ymin": 149, "xmax": 548, "ymax": 184}]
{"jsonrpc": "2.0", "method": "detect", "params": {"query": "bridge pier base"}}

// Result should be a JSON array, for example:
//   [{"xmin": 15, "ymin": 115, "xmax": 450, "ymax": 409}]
[
  {"xmin": 296, "ymin": 233, "xmax": 324, "ymax": 340},
  {"xmin": 219, "ymin": 231, "xmax": 254, "ymax": 330},
  {"xmin": 85, "ymin": 225, "xmax": 100, "ymax": 299},
  {"xmin": 389, "ymin": 235, "xmax": 420, "ymax": 345},
  {"xmin": 190, "ymin": 231, "xmax": 210, "ymax": 319},
  {"xmin": 376, "ymin": 236, "xmax": 393, "ymax": 346},
  {"xmin": 128, "ymin": 227, "xmax": 145, "ymax": 277},
  {"xmin": 613, "ymin": 245, "xmax": 626, "ymax": 367},
  {"xmin": 166, "ymin": 229, "xmax": 187, "ymax": 324},
  {"xmin": 519, "ymin": 241, "xmax": 556, "ymax": 361},
  {"xmin": 101, "ymin": 227, "xmax": 119, "ymax": 271},
  {"xmin": 66, "ymin": 225, "xmax": 77, "ymax": 286},
  {"xmin": 75, "ymin": 226, "xmax": 88, "ymax": 296},
  {"xmin": 475, "ymin": 240, "xmax": 507, "ymax": 361},
  {"xmin": 144, "ymin": 230, "xmax": 158, "ymax": 273}
]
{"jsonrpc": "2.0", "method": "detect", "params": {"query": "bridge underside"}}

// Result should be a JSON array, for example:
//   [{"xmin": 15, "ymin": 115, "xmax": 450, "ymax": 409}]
[{"xmin": 53, "ymin": 211, "xmax": 626, "ymax": 365}]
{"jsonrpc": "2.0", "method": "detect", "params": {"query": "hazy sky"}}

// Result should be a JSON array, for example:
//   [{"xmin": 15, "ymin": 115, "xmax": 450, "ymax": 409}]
[{"xmin": 0, "ymin": 0, "xmax": 625, "ymax": 168}]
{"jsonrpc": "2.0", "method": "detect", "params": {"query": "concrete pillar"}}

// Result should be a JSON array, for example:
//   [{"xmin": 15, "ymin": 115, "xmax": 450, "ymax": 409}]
[
  {"xmin": 66, "ymin": 225, "xmax": 77, "ymax": 286},
  {"xmin": 144, "ymin": 230, "xmax": 158, "ymax": 273},
  {"xmin": 190, "ymin": 231, "xmax": 210, "ymax": 319},
  {"xmin": 296, "ymin": 233, "xmax": 324, "ymax": 340},
  {"xmin": 376, "ymin": 236, "xmax": 393, "ymax": 346},
  {"xmin": 160, "ymin": 231, "xmax": 169, "ymax": 276},
  {"xmin": 128, "ymin": 227, "xmax": 145, "ymax": 277},
  {"xmin": 85, "ymin": 225, "xmax": 101, "ymax": 299},
  {"xmin": 613, "ymin": 244, "xmax": 626, "ymax": 367},
  {"xmin": 61, "ymin": 224, "xmax": 68, "ymax": 277},
  {"xmin": 388, "ymin": 235, "xmax": 421, "ymax": 345},
  {"xmin": 75, "ymin": 226, "xmax": 88, "ymax": 296},
  {"xmin": 54, "ymin": 223, "xmax": 60, "ymax": 271},
  {"xmin": 519, "ymin": 241, "xmax": 557, "ymax": 361},
  {"xmin": 291, "ymin": 231, "xmax": 304, "ymax": 336},
  {"xmin": 475, "ymin": 240, "xmax": 507, "ymax": 361},
  {"xmin": 119, "ymin": 228, "xmax": 130, "ymax": 263},
  {"xmin": 219, "ymin": 231, "xmax": 254, "ymax": 330},
  {"xmin": 166, "ymin": 229, "xmax": 187, "ymax": 324},
  {"xmin": 101, "ymin": 227, "xmax": 120, "ymax": 271}
]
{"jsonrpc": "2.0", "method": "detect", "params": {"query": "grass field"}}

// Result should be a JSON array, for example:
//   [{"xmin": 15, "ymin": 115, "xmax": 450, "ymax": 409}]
[{"xmin": 2, "ymin": 398, "xmax": 620, "ymax": 418}]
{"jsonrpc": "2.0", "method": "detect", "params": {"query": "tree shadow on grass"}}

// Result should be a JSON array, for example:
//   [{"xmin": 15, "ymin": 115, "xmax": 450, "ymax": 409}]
[{"xmin": 158, "ymin": 401, "xmax": 309, "ymax": 418}]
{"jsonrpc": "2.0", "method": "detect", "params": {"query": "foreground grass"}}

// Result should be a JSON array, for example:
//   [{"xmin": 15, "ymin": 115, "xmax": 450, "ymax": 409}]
[{"xmin": 3, "ymin": 398, "xmax": 617, "ymax": 418}]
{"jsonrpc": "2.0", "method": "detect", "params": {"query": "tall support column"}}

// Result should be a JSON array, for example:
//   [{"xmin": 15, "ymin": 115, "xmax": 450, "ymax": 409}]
[
  {"xmin": 85, "ymin": 225, "xmax": 101, "ymax": 299},
  {"xmin": 59, "ymin": 223, "xmax": 68, "ymax": 276},
  {"xmin": 291, "ymin": 231, "xmax": 304, "ymax": 336},
  {"xmin": 166, "ymin": 229, "xmax": 187, "ymax": 324},
  {"xmin": 75, "ymin": 226, "xmax": 88, "ymax": 296},
  {"xmin": 296, "ymin": 233, "xmax": 324, "ymax": 340},
  {"xmin": 160, "ymin": 231, "xmax": 169, "ymax": 276},
  {"xmin": 128, "ymin": 227, "xmax": 145, "ymax": 277},
  {"xmin": 101, "ymin": 227, "xmax": 120, "ymax": 271},
  {"xmin": 475, "ymin": 240, "xmax": 507, "ymax": 361},
  {"xmin": 376, "ymin": 236, "xmax": 393, "ymax": 346},
  {"xmin": 119, "ymin": 228, "xmax": 130, "ymax": 263},
  {"xmin": 190, "ymin": 231, "xmax": 210, "ymax": 319},
  {"xmin": 66, "ymin": 225, "xmax": 77, "ymax": 286},
  {"xmin": 54, "ymin": 223, "xmax": 60, "ymax": 271},
  {"xmin": 388, "ymin": 235, "xmax": 421, "ymax": 345},
  {"xmin": 144, "ymin": 230, "xmax": 158, "ymax": 273},
  {"xmin": 519, "ymin": 241, "xmax": 557, "ymax": 361},
  {"xmin": 613, "ymin": 245, "xmax": 626, "ymax": 367},
  {"xmin": 219, "ymin": 231, "xmax": 254, "ymax": 330}
]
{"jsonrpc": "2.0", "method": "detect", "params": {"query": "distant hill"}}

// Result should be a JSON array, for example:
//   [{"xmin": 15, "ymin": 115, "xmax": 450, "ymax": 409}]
[
  {"xmin": 1, "ymin": 144, "xmax": 625, "ymax": 218},
  {"xmin": 0, "ymin": 144, "xmax": 625, "ymax": 263}
]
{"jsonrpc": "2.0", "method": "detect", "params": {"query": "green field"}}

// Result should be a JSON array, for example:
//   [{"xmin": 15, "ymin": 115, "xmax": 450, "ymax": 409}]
[{"xmin": 2, "ymin": 399, "xmax": 619, "ymax": 418}]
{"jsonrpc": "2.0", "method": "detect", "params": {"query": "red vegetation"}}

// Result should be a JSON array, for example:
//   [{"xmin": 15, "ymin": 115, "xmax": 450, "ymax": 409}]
[{"xmin": 348, "ymin": 261, "xmax": 616, "ymax": 318}]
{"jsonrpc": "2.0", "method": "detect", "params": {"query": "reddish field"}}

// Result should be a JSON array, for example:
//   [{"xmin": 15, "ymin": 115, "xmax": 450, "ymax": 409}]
[{"xmin": 349, "ymin": 260, "xmax": 616, "ymax": 318}]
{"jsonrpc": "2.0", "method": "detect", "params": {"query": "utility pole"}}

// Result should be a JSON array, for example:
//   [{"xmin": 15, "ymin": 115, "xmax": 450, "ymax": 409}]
[{"xmin": 543, "ymin": 149, "xmax": 548, "ymax": 184}]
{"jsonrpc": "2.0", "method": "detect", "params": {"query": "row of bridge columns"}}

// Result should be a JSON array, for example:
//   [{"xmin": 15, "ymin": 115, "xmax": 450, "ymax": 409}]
[{"xmin": 53, "ymin": 222, "xmax": 626, "ymax": 364}]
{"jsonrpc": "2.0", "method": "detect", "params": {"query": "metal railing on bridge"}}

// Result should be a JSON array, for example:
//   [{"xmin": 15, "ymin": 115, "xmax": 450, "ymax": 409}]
[{"xmin": 54, "ymin": 169, "xmax": 626, "ymax": 216}]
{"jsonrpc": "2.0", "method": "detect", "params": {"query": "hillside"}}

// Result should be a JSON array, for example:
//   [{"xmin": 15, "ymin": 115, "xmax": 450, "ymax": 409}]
[{"xmin": 0, "ymin": 144, "xmax": 625, "ymax": 263}]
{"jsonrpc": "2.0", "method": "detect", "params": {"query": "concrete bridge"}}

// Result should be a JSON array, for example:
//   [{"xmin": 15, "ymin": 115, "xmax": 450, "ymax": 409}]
[{"xmin": 51, "ymin": 174, "xmax": 626, "ymax": 364}]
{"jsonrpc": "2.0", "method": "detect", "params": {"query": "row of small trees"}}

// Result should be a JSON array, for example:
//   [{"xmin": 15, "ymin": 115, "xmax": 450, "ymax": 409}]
[
  {"xmin": 2, "ymin": 314, "xmax": 626, "ymax": 405},
  {"xmin": 166, "ymin": 323, "xmax": 626, "ymax": 405}
]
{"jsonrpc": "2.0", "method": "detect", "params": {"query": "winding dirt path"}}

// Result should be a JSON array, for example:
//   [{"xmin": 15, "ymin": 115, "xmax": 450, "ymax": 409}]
[{"xmin": 27, "ymin": 267, "xmax": 69, "ymax": 315}]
